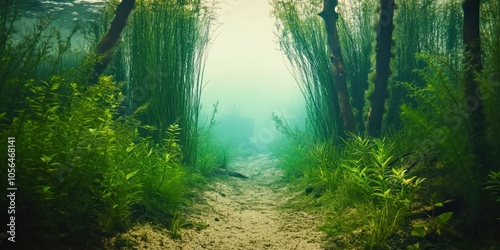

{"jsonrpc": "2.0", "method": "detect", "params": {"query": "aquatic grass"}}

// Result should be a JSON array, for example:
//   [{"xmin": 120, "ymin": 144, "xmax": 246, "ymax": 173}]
[
  {"xmin": 0, "ymin": 74, "xmax": 191, "ymax": 245},
  {"xmin": 302, "ymin": 142, "xmax": 341, "ymax": 192},
  {"xmin": 0, "ymin": 3, "xmax": 68, "ymax": 119},
  {"xmin": 1, "ymin": 76, "xmax": 135, "ymax": 240},
  {"xmin": 113, "ymin": 0, "xmax": 213, "ymax": 166},
  {"xmin": 194, "ymin": 102, "xmax": 237, "ymax": 179},
  {"xmin": 274, "ymin": 129, "xmax": 424, "ymax": 247},
  {"xmin": 337, "ymin": 0, "xmax": 377, "ymax": 132},
  {"xmin": 388, "ymin": 0, "xmax": 464, "ymax": 129},
  {"xmin": 272, "ymin": 0, "xmax": 500, "ymax": 247},
  {"xmin": 271, "ymin": 0, "xmax": 343, "ymax": 142},
  {"xmin": 400, "ymin": 52, "xmax": 478, "ymax": 193},
  {"xmin": 96, "ymin": 169, "xmax": 142, "ymax": 233},
  {"xmin": 479, "ymin": 0, "xmax": 500, "ymax": 167}
]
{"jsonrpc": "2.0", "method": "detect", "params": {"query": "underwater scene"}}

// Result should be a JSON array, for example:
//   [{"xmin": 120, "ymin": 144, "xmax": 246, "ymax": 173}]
[{"xmin": 0, "ymin": 0, "xmax": 499, "ymax": 249}]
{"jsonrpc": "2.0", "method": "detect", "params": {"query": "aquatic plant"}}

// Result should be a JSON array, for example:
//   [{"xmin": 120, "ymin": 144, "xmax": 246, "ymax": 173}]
[
  {"xmin": 397, "ymin": 0, "xmax": 500, "ymax": 237},
  {"xmin": 138, "ymin": 123, "xmax": 188, "ymax": 225},
  {"xmin": 478, "ymin": 0, "xmax": 500, "ymax": 166},
  {"xmin": 274, "ymin": 129, "xmax": 424, "ymax": 247},
  {"xmin": 112, "ymin": 0, "xmax": 213, "ymax": 166},
  {"xmin": 0, "ymin": 74, "xmax": 192, "ymax": 246},
  {"xmin": 411, "ymin": 210, "xmax": 454, "ymax": 239},
  {"xmin": 271, "ymin": 0, "xmax": 343, "ymax": 141},
  {"xmin": 401, "ymin": 52, "xmax": 476, "ymax": 182},
  {"xmin": 387, "ymin": 0, "xmax": 463, "ymax": 130},
  {"xmin": 485, "ymin": 171, "xmax": 500, "ymax": 205},
  {"xmin": 0, "ymin": 0, "xmax": 77, "ymax": 118},
  {"xmin": 195, "ymin": 102, "xmax": 234, "ymax": 177},
  {"xmin": 337, "ymin": 0, "xmax": 376, "ymax": 132},
  {"xmin": 170, "ymin": 211, "xmax": 187, "ymax": 239}
]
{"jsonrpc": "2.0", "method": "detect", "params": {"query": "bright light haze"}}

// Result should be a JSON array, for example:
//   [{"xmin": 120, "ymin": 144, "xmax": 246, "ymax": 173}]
[{"xmin": 201, "ymin": 0, "xmax": 303, "ymax": 138}]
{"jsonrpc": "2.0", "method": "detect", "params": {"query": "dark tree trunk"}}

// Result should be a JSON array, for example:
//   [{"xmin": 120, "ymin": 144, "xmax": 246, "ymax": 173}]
[
  {"xmin": 89, "ymin": 0, "xmax": 135, "ymax": 84},
  {"xmin": 367, "ymin": 0, "xmax": 396, "ymax": 138},
  {"xmin": 319, "ymin": 0, "xmax": 356, "ymax": 135},
  {"xmin": 463, "ymin": 0, "xmax": 488, "ymax": 172}
]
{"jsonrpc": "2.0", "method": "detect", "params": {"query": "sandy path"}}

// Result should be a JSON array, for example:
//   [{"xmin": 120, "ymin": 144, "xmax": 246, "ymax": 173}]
[{"xmin": 110, "ymin": 154, "xmax": 325, "ymax": 249}]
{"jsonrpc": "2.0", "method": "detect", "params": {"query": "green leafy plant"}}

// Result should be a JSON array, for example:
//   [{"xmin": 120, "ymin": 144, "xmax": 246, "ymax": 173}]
[
  {"xmin": 0, "ymin": 73, "xmax": 195, "ymax": 246},
  {"xmin": 0, "ymin": 1, "xmax": 79, "ymax": 117},
  {"xmin": 96, "ymin": 169, "xmax": 142, "ymax": 233},
  {"xmin": 106, "ymin": 0, "xmax": 214, "ymax": 166},
  {"xmin": 271, "ymin": 0, "xmax": 343, "ymax": 141},
  {"xmin": 170, "ymin": 212, "xmax": 188, "ymax": 239},
  {"xmin": 195, "ymin": 101, "xmax": 232, "ymax": 178},
  {"xmin": 138, "ymin": 124, "xmax": 188, "ymax": 225},
  {"xmin": 485, "ymin": 171, "xmax": 500, "ymax": 208},
  {"xmin": 274, "ymin": 127, "xmax": 425, "ymax": 248},
  {"xmin": 358, "ymin": 138, "xmax": 424, "ymax": 249},
  {"xmin": 411, "ymin": 211, "xmax": 454, "ymax": 239}
]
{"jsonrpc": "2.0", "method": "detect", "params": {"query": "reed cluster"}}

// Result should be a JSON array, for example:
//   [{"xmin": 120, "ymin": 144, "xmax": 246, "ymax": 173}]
[
  {"xmin": 273, "ymin": 0, "xmax": 500, "ymax": 247},
  {"xmin": 272, "ymin": 0, "xmax": 342, "ymax": 142},
  {"xmin": 0, "ymin": 1, "xmax": 217, "ymax": 247},
  {"xmin": 109, "ymin": 0, "xmax": 213, "ymax": 166}
]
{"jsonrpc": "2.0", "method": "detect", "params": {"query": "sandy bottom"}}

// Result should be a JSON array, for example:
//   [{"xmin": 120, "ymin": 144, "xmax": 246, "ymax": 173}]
[{"xmin": 107, "ymin": 153, "xmax": 326, "ymax": 249}]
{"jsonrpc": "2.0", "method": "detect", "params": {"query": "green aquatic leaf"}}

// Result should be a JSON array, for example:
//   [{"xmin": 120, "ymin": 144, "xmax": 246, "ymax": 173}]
[
  {"xmin": 436, "ymin": 211, "xmax": 453, "ymax": 224},
  {"xmin": 41, "ymin": 155, "xmax": 53, "ymax": 164},
  {"xmin": 126, "ymin": 169, "xmax": 140, "ymax": 181},
  {"xmin": 146, "ymin": 147, "xmax": 153, "ymax": 157},
  {"xmin": 411, "ymin": 224, "xmax": 427, "ymax": 238},
  {"xmin": 126, "ymin": 144, "xmax": 135, "ymax": 153}
]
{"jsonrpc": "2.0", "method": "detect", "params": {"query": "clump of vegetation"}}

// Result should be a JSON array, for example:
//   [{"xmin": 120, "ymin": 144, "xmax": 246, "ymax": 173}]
[
  {"xmin": 485, "ymin": 171, "xmax": 500, "ymax": 209},
  {"xmin": 108, "ymin": 0, "xmax": 214, "ymax": 166},
  {"xmin": 411, "ymin": 211, "xmax": 454, "ymax": 239},
  {"xmin": 0, "ymin": 0, "xmax": 79, "ymax": 120},
  {"xmin": 271, "ymin": 0, "xmax": 343, "ymax": 141},
  {"xmin": 194, "ymin": 101, "xmax": 231, "ymax": 177},
  {"xmin": 273, "ymin": 129, "xmax": 424, "ymax": 248},
  {"xmin": 272, "ymin": 0, "xmax": 500, "ymax": 248},
  {"xmin": 0, "ymin": 74, "xmax": 191, "ymax": 246},
  {"xmin": 0, "ymin": 0, "xmax": 220, "ymax": 247}
]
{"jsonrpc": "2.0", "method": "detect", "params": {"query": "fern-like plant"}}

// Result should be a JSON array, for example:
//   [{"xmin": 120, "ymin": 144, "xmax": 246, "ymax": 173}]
[{"xmin": 485, "ymin": 171, "xmax": 500, "ymax": 206}]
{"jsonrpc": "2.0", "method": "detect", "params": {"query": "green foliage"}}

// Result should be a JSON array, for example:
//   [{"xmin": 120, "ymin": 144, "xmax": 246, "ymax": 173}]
[
  {"xmin": 479, "ymin": 0, "xmax": 500, "ymax": 166},
  {"xmin": 388, "ymin": 0, "xmax": 463, "ymax": 129},
  {"xmin": 337, "ymin": 0, "xmax": 377, "ymax": 132},
  {"xmin": 271, "ymin": 0, "xmax": 500, "ymax": 247},
  {"xmin": 0, "ymin": 1, "xmax": 78, "ymax": 116},
  {"xmin": 170, "ymin": 211, "xmax": 187, "ymax": 239},
  {"xmin": 0, "ymin": 75, "xmax": 191, "ymax": 245},
  {"xmin": 0, "ymin": 1, "xmax": 220, "ymax": 246},
  {"xmin": 400, "ymin": 53, "xmax": 477, "ymax": 188},
  {"xmin": 97, "ymin": 169, "xmax": 142, "ymax": 233},
  {"xmin": 195, "ymin": 102, "xmax": 229, "ymax": 177},
  {"xmin": 108, "ymin": 0, "xmax": 213, "ymax": 166},
  {"xmin": 274, "ymin": 124, "xmax": 424, "ymax": 248},
  {"xmin": 134, "ymin": 124, "xmax": 189, "ymax": 226},
  {"xmin": 411, "ymin": 211, "xmax": 454, "ymax": 239},
  {"xmin": 271, "ymin": 0, "xmax": 343, "ymax": 141},
  {"xmin": 485, "ymin": 171, "xmax": 500, "ymax": 205},
  {"xmin": 340, "ymin": 136, "xmax": 424, "ymax": 249}
]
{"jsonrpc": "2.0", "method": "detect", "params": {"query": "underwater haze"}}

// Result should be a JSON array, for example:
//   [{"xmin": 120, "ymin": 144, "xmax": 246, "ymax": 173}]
[
  {"xmin": 1, "ymin": 0, "xmax": 500, "ymax": 249},
  {"xmin": 202, "ymin": 0, "xmax": 305, "ymax": 156}
]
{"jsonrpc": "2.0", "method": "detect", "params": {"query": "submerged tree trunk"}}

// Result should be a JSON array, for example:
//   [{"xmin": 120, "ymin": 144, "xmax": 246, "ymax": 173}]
[
  {"xmin": 367, "ymin": 0, "xmax": 396, "ymax": 138},
  {"xmin": 319, "ymin": 0, "xmax": 356, "ymax": 136},
  {"xmin": 463, "ymin": 0, "xmax": 487, "ymax": 172},
  {"xmin": 89, "ymin": 0, "xmax": 135, "ymax": 84}
]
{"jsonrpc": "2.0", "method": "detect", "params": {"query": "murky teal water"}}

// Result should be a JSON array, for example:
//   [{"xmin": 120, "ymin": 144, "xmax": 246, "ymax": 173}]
[{"xmin": 19, "ymin": 0, "xmax": 104, "ymax": 30}]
